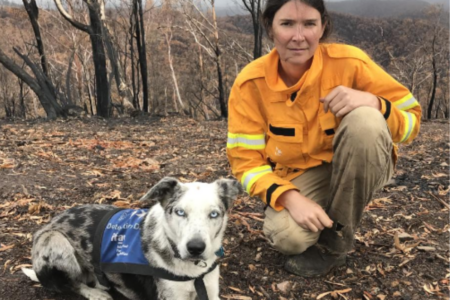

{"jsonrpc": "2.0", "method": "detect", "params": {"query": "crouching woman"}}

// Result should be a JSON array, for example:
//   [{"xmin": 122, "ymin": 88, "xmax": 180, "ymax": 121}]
[{"xmin": 226, "ymin": 0, "xmax": 421, "ymax": 277}]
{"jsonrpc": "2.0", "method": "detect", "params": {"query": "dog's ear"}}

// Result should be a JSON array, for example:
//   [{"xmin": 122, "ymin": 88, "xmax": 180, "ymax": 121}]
[
  {"xmin": 140, "ymin": 177, "xmax": 182, "ymax": 208},
  {"xmin": 215, "ymin": 179, "xmax": 243, "ymax": 210}
]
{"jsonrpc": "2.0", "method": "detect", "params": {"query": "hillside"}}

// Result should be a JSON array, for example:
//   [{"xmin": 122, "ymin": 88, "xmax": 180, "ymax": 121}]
[
  {"xmin": 0, "ymin": 2, "xmax": 448, "ymax": 120},
  {"xmin": 327, "ymin": 0, "xmax": 449, "ymax": 28},
  {"xmin": 220, "ymin": 10, "xmax": 448, "ymax": 68},
  {"xmin": 328, "ymin": 0, "xmax": 429, "ymax": 18},
  {"xmin": 215, "ymin": 0, "xmax": 449, "ymax": 18}
]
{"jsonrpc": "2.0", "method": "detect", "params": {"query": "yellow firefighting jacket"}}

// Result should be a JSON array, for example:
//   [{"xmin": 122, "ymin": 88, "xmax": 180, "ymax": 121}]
[{"xmin": 227, "ymin": 43, "xmax": 421, "ymax": 211}]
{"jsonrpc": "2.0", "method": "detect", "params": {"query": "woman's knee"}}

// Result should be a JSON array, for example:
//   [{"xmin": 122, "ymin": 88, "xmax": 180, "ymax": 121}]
[
  {"xmin": 340, "ymin": 107, "xmax": 389, "ymax": 141},
  {"xmin": 335, "ymin": 107, "xmax": 392, "ymax": 151}
]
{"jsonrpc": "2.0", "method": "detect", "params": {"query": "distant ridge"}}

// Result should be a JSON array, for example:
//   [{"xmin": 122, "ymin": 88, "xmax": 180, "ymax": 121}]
[
  {"xmin": 326, "ymin": 0, "xmax": 448, "ymax": 18},
  {"xmin": 215, "ymin": 0, "xmax": 449, "ymax": 17}
]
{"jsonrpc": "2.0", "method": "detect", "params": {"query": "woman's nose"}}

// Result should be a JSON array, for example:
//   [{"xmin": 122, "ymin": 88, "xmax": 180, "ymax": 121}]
[{"xmin": 292, "ymin": 26, "xmax": 305, "ymax": 42}]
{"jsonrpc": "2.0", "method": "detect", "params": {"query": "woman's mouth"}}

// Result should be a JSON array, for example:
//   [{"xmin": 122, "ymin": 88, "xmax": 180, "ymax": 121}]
[{"xmin": 289, "ymin": 48, "xmax": 307, "ymax": 52}]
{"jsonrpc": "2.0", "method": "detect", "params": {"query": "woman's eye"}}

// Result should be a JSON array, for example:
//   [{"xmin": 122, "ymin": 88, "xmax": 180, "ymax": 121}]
[
  {"xmin": 210, "ymin": 211, "xmax": 219, "ymax": 218},
  {"xmin": 176, "ymin": 209, "xmax": 185, "ymax": 217}
]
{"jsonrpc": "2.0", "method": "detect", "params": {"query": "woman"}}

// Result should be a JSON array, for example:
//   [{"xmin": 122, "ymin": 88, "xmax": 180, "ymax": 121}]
[{"xmin": 226, "ymin": 0, "xmax": 421, "ymax": 277}]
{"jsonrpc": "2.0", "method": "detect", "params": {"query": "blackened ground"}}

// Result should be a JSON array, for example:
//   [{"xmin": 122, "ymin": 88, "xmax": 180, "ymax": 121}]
[{"xmin": 0, "ymin": 117, "xmax": 448, "ymax": 300}]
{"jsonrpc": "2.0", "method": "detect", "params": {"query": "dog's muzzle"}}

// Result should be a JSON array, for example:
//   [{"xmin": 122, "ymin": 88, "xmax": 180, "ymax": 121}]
[{"xmin": 187, "ymin": 238, "xmax": 206, "ymax": 257}]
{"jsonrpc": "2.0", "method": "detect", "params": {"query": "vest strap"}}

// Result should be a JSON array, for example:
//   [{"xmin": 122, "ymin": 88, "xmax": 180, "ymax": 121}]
[{"xmin": 93, "ymin": 208, "xmax": 125, "ymax": 287}]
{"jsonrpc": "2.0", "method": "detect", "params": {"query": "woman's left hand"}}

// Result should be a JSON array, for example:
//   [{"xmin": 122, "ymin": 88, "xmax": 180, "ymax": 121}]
[{"xmin": 320, "ymin": 86, "xmax": 380, "ymax": 117}]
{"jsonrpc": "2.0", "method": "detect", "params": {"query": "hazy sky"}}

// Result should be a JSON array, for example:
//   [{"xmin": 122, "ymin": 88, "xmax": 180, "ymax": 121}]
[
  {"xmin": 215, "ymin": 0, "xmax": 342, "ymax": 6},
  {"xmin": 6, "ymin": 0, "xmax": 358, "ymax": 7}
]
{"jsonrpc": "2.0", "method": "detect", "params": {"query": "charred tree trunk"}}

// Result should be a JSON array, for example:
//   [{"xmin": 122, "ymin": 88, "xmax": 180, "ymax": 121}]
[
  {"xmin": 87, "ymin": 1, "xmax": 110, "ymax": 117},
  {"xmin": 22, "ymin": 0, "xmax": 50, "ymax": 78},
  {"xmin": 210, "ymin": 0, "xmax": 226, "ymax": 118},
  {"xmin": 427, "ymin": 34, "xmax": 438, "ymax": 120},
  {"xmin": 54, "ymin": 0, "xmax": 110, "ymax": 118},
  {"xmin": 133, "ymin": 0, "xmax": 149, "ymax": 112},
  {"xmin": 19, "ymin": 79, "xmax": 26, "ymax": 118},
  {"xmin": 0, "ymin": 48, "xmax": 63, "ymax": 119},
  {"xmin": 242, "ymin": 0, "xmax": 263, "ymax": 59},
  {"xmin": 215, "ymin": 56, "xmax": 226, "ymax": 117},
  {"xmin": 101, "ymin": 19, "xmax": 134, "ymax": 111},
  {"xmin": 128, "ymin": 8, "xmax": 139, "ymax": 109}
]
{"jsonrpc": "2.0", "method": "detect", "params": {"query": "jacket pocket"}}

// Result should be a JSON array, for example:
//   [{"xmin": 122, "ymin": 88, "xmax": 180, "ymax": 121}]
[
  {"xmin": 267, "ymin": 124, "xmax": 303, "ymax": 143},
  {"xmin": 319, "ymin": 113, "xmax": 337, "ymax": 151},
  {"xmin": 319, "ymin": 113, "xmax": 337, "ymax": 136},
  {"xmin": 266, "ymin": 123, "xmax": 304, "ymax": 165}
]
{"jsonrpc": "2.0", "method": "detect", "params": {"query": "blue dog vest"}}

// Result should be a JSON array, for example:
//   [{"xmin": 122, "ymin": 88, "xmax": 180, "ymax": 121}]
[
  {"xmin": 99, "ymin": 208, "xmax": 150, "ymax": 273},
  {"xmin": 93, "ymin": 208, "xmax": 221, "ymax": 300}
]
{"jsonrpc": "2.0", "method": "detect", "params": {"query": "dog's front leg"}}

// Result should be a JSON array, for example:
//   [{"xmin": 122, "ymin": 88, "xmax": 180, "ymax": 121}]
[
  {"xmin": 158, "ymin": 280, "xmax": 197, "ymax": 300},
  {"xmin": 204, "ymin": 267, "xmax": 221, "ymax": 300}
]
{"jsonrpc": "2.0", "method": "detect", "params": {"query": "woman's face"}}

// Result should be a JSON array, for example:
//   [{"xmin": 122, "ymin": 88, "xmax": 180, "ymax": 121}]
[{"xmin": 271, "ymin": 1, "xmax": 325, "ymax": 69}]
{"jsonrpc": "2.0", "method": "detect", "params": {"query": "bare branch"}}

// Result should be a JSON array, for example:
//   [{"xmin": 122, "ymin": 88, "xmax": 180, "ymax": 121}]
[{"xmin": 54, "ymin": 0, "xmax": 90, "ymax": 33}]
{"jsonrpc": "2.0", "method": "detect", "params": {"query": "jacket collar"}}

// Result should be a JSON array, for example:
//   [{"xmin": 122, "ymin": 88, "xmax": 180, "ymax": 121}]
[{"xmin": 264, "ymin": 45, "xmax": 324, "ymax": 96}]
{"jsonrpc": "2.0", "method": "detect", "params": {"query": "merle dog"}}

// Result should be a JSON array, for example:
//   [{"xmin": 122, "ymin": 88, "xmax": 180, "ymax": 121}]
[{"xmin": 22, "ymin": 177, "xmax": 242, "ymax": 300}]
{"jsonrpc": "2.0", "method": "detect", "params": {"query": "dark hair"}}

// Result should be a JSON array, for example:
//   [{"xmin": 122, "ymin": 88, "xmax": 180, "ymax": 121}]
[{"xmin": 262, "ymin": 0, "xmax": 333, "ymax": 42}]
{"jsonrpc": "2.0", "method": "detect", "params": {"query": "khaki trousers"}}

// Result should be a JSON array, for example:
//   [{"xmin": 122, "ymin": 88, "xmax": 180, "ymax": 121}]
[{"xmin": 263, "ymin": 107, "xmax": 394, "ymax": 255}]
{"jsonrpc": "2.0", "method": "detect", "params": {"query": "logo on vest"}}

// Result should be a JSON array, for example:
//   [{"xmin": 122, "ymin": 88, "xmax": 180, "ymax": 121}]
[
  {"xmin": 101, "ymin": 209, "xmax": 150, "ymax": 264},
  {"xmin": 111, "ymin": 233, "xmax": 126, "ymax": 242}
]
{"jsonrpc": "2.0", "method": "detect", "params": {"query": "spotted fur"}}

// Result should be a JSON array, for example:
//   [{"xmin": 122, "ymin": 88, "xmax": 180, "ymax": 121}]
[{"xmin": 22, "ymin": 177, "xmax": 242, "ymax": 300}]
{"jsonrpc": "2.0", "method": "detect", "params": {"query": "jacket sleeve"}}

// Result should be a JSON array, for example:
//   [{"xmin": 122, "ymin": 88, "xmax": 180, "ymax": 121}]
[
  {"xmin": 355, "ymin": 56, "xmax": 422, "ymax": 144},
  {"xmin": 226, "ymin": 81, "xmax": 298, "ymax": 211}
]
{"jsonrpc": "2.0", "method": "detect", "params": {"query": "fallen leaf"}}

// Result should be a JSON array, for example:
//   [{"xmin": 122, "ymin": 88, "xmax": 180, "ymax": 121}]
[
  {"xmin": 0, "ymin": 244, "xmax": 15, "ymax": 252},
  {"xmin": 363, "ymin": 291, "xmax": 374, "ymax": 299},
  {"xmin": 417, "ymin": 246, "xmax": 436, "ymax": 252},
  {"xmin": 432, "ymin": 172, "xmax": 448, "ymax": 178},
  {"xmin": 391, "ymin": 280, "xmax": 399, "ymax": 287},
  {"xmin": 276, "ymin": 281, "xmax": 292, "ymax": 294},
  {"xmin": 317, "ymin": 288, "xmax": 351, "ymax": 299},
  {"xmin": 112, "ymin": 201, "xmax": 132, "ymax": 208},
  {"xmin": 228, "ymin": 287, "xmax": 245, "ymax": 293},
  {"xmin": 221, "ymin": 295, "xmax": 252, "ymax": 300},
  {"xmin": 254, "ymin": 252, "xmax": 262, "ymax": 262}
]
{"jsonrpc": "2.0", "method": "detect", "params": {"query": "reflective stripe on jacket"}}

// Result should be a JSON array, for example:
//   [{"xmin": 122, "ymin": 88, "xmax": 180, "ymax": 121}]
[{"xmin": 226, "ymin": 43, "xmax": 421, "ymax": 211}]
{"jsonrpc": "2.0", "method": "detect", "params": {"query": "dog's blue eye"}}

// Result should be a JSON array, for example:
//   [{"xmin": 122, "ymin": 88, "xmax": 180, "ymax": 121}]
[
  {"xmin": 175, "ymin": 209, "xmax": 185, "ymax": 217},
  {"xmin": 210, "ymin": 211, "xmax": 219, "ymax": 218}
]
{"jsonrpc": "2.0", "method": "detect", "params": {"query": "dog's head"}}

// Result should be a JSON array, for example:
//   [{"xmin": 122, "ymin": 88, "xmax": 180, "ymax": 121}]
[{"xmin": 140, "ymin": 177, "xmax": 242, "ymax": 262}]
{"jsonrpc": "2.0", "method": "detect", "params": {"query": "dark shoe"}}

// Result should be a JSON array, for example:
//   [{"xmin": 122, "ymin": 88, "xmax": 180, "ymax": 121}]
[{"xmin": 284, "ymin": 245, "xmax": 346, "ymax": 277}]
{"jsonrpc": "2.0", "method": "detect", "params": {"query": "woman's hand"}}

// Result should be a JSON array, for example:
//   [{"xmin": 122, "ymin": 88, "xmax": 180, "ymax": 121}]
[
  {"xmin": 320, "ymin": 86, "xmax": 380, "ymax": 117},
  {"xmin": 277, "ymin": 190, "xmax": 333, "ymax": 232}
]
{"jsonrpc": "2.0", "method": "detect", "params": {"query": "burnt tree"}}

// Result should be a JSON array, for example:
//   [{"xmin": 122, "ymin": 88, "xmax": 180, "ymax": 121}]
[
  {"xmin": 241, "ymin": 0, "xmax": 263, "ymax": 59},
  {"xmin": 54, "ymin": 0, "xmax": 111, "ymax": 118},
  {"xmin": 132, "ymin": 0, "xmax": 149, "ymax": 112},
  {"xmin": 0, "ymin": 48, "xmax": 64, "ymax": 119}
]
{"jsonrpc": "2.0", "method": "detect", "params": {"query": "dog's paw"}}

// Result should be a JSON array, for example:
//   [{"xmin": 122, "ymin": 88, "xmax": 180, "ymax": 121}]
[{"xmin": 79, "ymin": 284, "xmax": 113, "ymax": 300}]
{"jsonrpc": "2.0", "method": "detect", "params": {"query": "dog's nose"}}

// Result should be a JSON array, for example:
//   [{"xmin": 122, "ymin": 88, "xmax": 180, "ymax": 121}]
[{"xmin": 187, "ymin": 239, "xmax": 206, "ymax": 256}]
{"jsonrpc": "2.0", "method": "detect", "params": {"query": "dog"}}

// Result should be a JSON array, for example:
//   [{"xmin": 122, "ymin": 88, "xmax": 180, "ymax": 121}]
[{"xmin": 22, "ymin": 177, "xmax": 242, "ymax": 300}]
